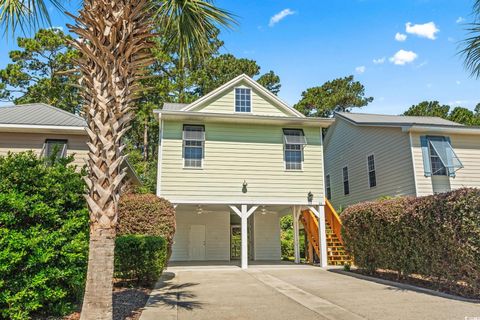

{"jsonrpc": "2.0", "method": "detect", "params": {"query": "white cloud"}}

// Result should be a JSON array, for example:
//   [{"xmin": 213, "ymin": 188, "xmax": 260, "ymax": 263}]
[
  {"xmin": 269, "ymin": 9, "xmax": 296, "ymax": 27},
  {"xmin": 405, "ymin": 22, "xmax": 439, "ymax": 40},
  {"xmin": 373, "ymin": 57, "xmax": 386, "ymax": 64},
  {"xmin": 456, "ymin": 17, "xmax": 465, "ymax": 24},
  {"xmin": 355, "ymin": 66, "xmax": 366, "ymax": 74},
  {"xmin": 395, "ymin": 32, "xmax": 407, "ymax": 42},
  {"xmin": 389, "ymin": 50, "xmax": 418, "ymax": 65}
]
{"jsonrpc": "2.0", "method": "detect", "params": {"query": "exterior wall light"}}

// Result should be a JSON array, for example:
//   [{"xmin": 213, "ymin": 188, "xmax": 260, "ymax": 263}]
[
  {"xmin": 196, "ymin": 205, "xmax": 203, "ymax": 215},
  {"xmin": 242, "ymin": 180, "xmax": 248, "ymax": 193},
  {"xmin": 307, "ymin": 191, "xmax": 313, "ymax": 203}
]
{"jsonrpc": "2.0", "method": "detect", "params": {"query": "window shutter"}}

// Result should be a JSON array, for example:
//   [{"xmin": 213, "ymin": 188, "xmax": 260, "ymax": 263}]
[
  {"xmin": 420, "ymin": 136, "xmax": 432, "ymax": 177},
  {"xmin": 445, "ymin": 137, "xmax": 456, "ymax": 177}
]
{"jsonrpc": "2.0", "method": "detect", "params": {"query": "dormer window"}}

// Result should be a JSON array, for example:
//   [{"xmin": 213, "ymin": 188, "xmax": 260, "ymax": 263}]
[{"xmin": 235, "ymin": 88, "xmax": 251, "ymax": 112}]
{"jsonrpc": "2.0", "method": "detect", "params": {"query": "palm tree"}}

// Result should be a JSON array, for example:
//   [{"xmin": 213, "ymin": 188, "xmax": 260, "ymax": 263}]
[
  {"xmin": 0, "ymin": 0, "xmax": 234, "ymax": 318},
  {"xmin": 462, "ymin": 0, "xmax": 480, "ymax": 78}
]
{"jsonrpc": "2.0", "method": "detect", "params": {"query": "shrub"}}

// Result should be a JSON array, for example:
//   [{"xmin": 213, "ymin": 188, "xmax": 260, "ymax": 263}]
[
  {"xmin": 0, "ymin": 152, "xmax": 89, "ymax": 319},
  {"xmin": 342, "ymin": 188, "xmax": 480, "ymax": 297},
  {"xmin": 114, "ymin": 235, "xmax": 167, "ymax": 286},
  {"xmin": 117, "ymin": 194, "xmax": 175, "ymax": 256}
]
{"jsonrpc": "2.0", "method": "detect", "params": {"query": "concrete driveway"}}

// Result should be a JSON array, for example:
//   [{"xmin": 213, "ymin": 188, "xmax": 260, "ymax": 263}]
[{"xmin": 140, "ymin": 263, "xmax": 480, "ymax": 320}]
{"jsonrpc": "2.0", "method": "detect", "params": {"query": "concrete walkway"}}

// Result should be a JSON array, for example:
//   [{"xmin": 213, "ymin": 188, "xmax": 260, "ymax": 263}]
[{"xmin": 140, "ymin": 264, "xmax": 480, "ymax": 320}]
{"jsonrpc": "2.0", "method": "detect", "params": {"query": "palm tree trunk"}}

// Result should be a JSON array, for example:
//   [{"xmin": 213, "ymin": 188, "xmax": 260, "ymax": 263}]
[
  {"xmin": 143, "ymin": 117, "xmax": 149, "ymax": 161},
  {"xmin": 67, "ymin": 0, "xmax": 154, "ymax": 318}
]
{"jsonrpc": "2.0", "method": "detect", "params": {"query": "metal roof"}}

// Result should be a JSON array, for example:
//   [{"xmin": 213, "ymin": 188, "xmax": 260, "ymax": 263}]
[
  {"xmin": 0, "ymin": 103, "xmax": 86, "ymax": 127},
  {"xmin": 337, "ymin": 112, "xmax": 462, "ymax": 127},
  {"xmin": 162, "ymin": 103, "xmax": 188, "ymax": 111}
]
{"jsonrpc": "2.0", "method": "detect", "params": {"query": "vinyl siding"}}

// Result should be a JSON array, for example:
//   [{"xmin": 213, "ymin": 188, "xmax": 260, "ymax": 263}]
[
  {"xmin": 253, "ymin": 212, "xmax": 281, "ymax": 260},
  {"xmin": 171, "ymin": 207, "xmax": 230, "ymax": 261},
  {"xmin": 160, "ymin": 121, "xmax": 325, "ymax": 204},
  {"xmin": 0, "ymin": 132, "xmax": 88, "ymax": 168},
  {"xmin": 324, "ymin": 119, "xmax": 416, "ymax": 210},
  {"xmin": 190, "ymin": 81, "xmax": 291, "ymax": 117},
  {"xmin": 411, "ymin": 132, "xmax": 480, "ymax": 196}
]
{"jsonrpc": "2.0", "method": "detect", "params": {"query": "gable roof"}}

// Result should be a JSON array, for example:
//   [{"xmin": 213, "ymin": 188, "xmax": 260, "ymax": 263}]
[
  {"xmin": 0, "ymin": 103, "xmax": 86, "ymax": 127},
  {"xmin": 182, "ymin": 74, "xmax": 305, "ymax": 117},
  {"xmin": 337, "ymin": 112, "xmax": 462, "ymax": 127}
]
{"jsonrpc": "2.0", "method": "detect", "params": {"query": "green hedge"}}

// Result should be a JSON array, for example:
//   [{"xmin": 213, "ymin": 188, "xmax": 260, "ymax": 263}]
[
  {"xmin": 114, "ymin": 235, "xmax": 167, "ymax": 286},
  {"xmin": 0, "ymin": 152, "xmax": 89, "ymax": 319},
  {"xmin": 117, "ymin": 194, "xmax": 175, "ymax": 258},
  {"xmin": 342, "ymin": 188, "xmax": 480, "ymax": 297}
]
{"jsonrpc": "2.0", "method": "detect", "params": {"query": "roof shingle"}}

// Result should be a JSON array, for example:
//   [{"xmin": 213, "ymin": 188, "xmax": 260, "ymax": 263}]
[{"xmin": 0, "ymin": 103, "xmax": 86, "ymax": 127}]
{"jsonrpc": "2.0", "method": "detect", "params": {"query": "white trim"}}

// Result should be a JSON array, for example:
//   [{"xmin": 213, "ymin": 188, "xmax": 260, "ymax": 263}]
[
  {"xmin": 408, "ymin": 132, "xmax": 419, "ymax": 197},
  {"xmin": 319, "ymin": 127, "xmax": 326, "ymax": 205},
  {"xmin": 156, "ymin": 119, "xmax": 164, "ymax": 197},
  {"xmin": 366, "ymin": 153, "xmax": 377, "ymax": 189},
  {"xmin": 154, "ymin": 110, "xmax": 333, "ymax": 128},
  {"xmin": 170, "ymin": 199, "xmax": 323, "ymax": 206},
  {"xmin": 233, "ymin": 86, "xmax": 253, "ymax": 114},
  {"xmin": 182, "ymin": 74, "xmax": 305, "ymax": 117}
]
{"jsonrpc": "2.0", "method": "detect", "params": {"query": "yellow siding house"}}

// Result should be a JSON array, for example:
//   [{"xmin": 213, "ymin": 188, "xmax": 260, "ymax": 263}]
[{"xmin": 155, "ymin": 74, "xmax": 333, "ymax": 268}]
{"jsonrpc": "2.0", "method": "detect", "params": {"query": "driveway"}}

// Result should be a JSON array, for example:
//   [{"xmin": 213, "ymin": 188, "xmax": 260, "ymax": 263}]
[{"xmin": 140, "ymin": 263, "xmax": 480, "ymax": 320}]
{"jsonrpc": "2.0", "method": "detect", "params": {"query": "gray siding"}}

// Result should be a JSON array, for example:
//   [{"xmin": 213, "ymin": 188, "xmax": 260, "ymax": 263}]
[{"xmin": 324, "ymin": 119, "xmax": 416, "ymax": 210}]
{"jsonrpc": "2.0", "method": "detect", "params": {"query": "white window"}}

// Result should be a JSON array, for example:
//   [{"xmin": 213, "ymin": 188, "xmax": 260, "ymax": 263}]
[
  {"xmin": 183, "ymin": 125, "xmax": 205, "ymax": 168},
  {"xmin": 326, "ymin": 174, "xmax": 332, "ymax": 200},
  {"xmin": 235, "ymin": 88, "xmax": 251, "ymax": 112},
  {"xmin": 343, "ymin": 166, "xmax": 350, "ymax": 195},
  {"xmin": 367, "ymin": 154, "xmax": 376, "ymax": 188},
  {"xmin": 283, "ymin": 129, "xmax": 307, "ymax": 170},
  {"xmin": 44, "ymin": 139, "xmax": 68, "ymax": 158}
]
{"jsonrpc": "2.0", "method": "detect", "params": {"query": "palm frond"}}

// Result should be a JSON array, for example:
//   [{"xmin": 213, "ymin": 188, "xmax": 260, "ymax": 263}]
[
  {"xmin": 0, "ymin": 0, "xmax": 65, "ymax": 36},
  {"xmin": 154, "ymin": 0, "xmax": 237, "ymax": 66},
  {"xmin": 461, "ymin": 2, "xmax": 480, "ymax": 79}
]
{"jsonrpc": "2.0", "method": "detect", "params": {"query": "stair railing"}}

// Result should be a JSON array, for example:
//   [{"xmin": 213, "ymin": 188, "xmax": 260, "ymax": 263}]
[{"xmin": 325, "ymin": 199, "xmax": 343, "ymax": 244}]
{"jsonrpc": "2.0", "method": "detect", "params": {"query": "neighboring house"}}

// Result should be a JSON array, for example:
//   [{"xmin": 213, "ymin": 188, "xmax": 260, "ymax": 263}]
[
  {"xmin": 0, "ymin": 103, "xmax": 140, "ymax": 184},
  {"xmin": 324, "ymin": 112, "xmax": 480, "ymax": 210},
  {"xmin": 155, "ymin": 74, "xmax": 333, "ymax": 268}
]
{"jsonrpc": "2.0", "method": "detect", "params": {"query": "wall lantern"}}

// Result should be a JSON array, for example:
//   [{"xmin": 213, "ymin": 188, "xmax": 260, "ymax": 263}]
[
  {"xmin": 307, "ymin": 191, "xmax": 313, "ymax": 203},
  {"xmin": 242, "ymin": 180, "xmax": 248, "ymax": 193}
]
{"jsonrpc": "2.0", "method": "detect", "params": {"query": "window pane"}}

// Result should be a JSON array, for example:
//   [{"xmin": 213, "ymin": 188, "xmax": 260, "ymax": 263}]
[
  {"xmin": 183, "ymin": 125, "xmax": 204, "ymax": 168},
  {"xmin": 235, "ymin": 88, "xmax": 251, "ymax": 112},
  {"xmin": 45, "ymin": 140, "xmax": 67, "ymax": 158},
  {"xmin": 326, "ymin": 174, "xmax": 332, "ymax": 200},
  {"xmin": 343, "ymin": 167, "xmax": 349, "ymax": 195},
  {"xmin": 429, "ymin": 143, "xmax": 447, "ymax": 176}
]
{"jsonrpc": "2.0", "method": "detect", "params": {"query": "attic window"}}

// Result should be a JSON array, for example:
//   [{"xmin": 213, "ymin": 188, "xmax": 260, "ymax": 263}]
[{"xmin": 235, "ymin": 88, "xmax": 251, "ymax": 112}]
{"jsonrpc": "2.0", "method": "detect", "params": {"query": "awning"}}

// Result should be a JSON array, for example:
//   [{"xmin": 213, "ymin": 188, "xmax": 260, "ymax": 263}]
[
  {"xmin": 429, "ymin": 137, "xmax": 463, "ymax": 175},
  {"xmin": 283, "ymin": 129, "xmax": 307, "ymax": 145}
]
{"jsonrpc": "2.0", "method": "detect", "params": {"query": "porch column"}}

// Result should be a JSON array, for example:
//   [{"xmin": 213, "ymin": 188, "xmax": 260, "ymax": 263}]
[
  {"xmin": 309, "ymin": 205, "xmax": 328, "ymax": 268},
  {"xmin": 229, "ymin": 205, "xmax": 258, "ymax": 269},
  {"xmin": 292, "ymin": 206, "xmax": 301, "ymax": 264}
]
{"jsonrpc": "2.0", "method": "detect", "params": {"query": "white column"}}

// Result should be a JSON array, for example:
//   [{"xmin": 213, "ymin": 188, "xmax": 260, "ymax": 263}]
[
  {"xmin": 292, "ymin": 206, "xmax": 300, "ymax": 264},
  {"xmin": 230, "ymin": 205, "xmax": 258, "ymax": 269},
  {"xmin": 318, "ymin": 205, "xmax": 328, "ymax": 268},
  {"xmin": 241, "ymin": 205, "xmax": 248, "ymax": 269}
]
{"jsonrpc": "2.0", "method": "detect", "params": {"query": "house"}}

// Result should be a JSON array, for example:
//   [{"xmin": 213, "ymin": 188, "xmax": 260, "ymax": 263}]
[
  {"xmin": 324, "ymin": 112, "xmax": 480, "ymax": 210},
  {"xmin": 154, "ymin": 74, "xmax": 334, "ymax": 268},
  {"xmin": 0, "ymin": 103, "xmax": 140, "ymax": 184}
]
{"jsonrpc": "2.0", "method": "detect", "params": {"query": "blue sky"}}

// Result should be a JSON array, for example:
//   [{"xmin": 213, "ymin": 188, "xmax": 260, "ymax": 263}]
[{"xmin": 0, "ymin": 0, "xmax": 478, "ymax": 114}]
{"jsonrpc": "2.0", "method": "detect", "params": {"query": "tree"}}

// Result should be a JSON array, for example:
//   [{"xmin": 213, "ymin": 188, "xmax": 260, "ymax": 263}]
[
  {"xmin": 193, "ymin": 54, "xmax": 281, "ymax": 95},
  {"xmin": 0, "ymin": 1, "xmax": 235, "ymax": 319},
  {"xmin": 294, "ymin": 75, "xmax": 373, "ymax": 117},
  {"xmin": 449, "ymin": 106, "xmax": 478, "ymax": 125},
  {"xmin": 461, "ymin": 0, "xmax": 480, "ymax": 78},
  {"xmin": 0, "ymin": 28, "xmax": 81, "ymax": 113},
  {"xmin": 403, "ymin": 101, "xmax": 450, "ymax": 118}
]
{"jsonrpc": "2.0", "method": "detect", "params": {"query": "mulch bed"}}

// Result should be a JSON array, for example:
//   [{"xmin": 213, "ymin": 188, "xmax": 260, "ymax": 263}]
[
  {"xmin": 62, "ymin": 280, "xmax": 152, "ymax": 320},
  {"xmin": 349, "ymin": 268, "xmax": 479, "ymax": 300}
]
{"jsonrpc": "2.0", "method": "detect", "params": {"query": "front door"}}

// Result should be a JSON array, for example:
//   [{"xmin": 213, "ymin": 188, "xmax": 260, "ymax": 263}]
[{"xmin": 189, "ymin": 225, "xmax": 206, "ymax": 260}]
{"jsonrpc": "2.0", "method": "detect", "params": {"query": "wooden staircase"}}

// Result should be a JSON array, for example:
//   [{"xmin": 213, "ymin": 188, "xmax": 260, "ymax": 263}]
[{"xmin": 300, "ymin": 200, "xmax": 352, "ymax": 266}]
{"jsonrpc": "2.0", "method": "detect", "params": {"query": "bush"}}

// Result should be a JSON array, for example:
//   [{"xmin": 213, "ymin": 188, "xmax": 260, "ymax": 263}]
[
  {"xmin": 117, "ymin": 194, "xmax": 175, "ymax": 256},
  {"xmin": 114, "ymin": 235, "xmax": 167, "ymax": 286},
  {"xmin": 342, "ymin": 188, "xmax": 480, "ymax": 297},
  {"xmin": 0, "ymin": 152, "xmax": 89, "ymax": 319}
]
